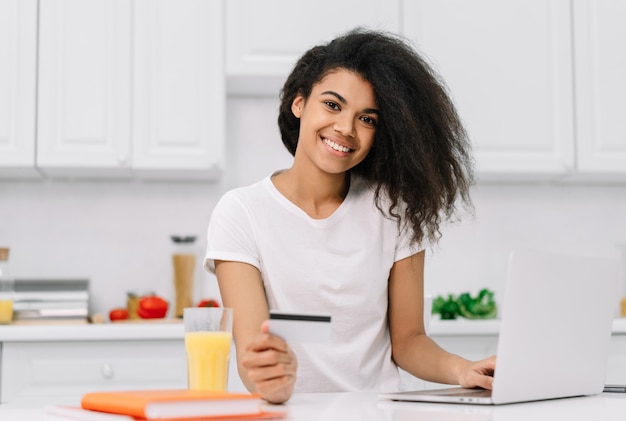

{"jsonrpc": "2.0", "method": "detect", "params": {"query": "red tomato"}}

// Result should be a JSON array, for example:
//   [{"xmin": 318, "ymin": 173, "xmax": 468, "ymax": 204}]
[
  {"xmin": 109, "ymin": 308, "xmax": 129, "ymax": 321},
  {"xmin": 197, "ymin": 299, "xmax": 220, "ymax": 307},
  {"xmin": 137, "ymin": 296, "xmax": 168, "ymax": 319}
]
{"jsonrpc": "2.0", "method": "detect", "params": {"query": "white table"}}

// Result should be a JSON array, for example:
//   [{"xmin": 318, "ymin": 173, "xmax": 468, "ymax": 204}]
[{"xmin": 1, "ymin": 392, "xmax": 626, "ymax": 421}]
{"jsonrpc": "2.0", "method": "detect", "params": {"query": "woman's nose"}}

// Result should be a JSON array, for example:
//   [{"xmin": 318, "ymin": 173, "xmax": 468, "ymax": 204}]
[{"xmin": 333, "ymin": 114, "xmax": 355, "ymax": 137}]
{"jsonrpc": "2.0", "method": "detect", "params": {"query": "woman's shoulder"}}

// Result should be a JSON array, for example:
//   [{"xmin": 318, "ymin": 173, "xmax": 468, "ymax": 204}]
[
  {"xmin": 349, "ymin": 175, "xmax": 393, "ymax": 206},
  {"xmin": 214, "ymin": 175, "xmax": 277, "ymax": 212}
]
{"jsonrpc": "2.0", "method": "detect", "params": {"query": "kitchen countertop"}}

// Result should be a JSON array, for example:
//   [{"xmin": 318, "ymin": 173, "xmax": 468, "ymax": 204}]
[
  {"xmin": 430, "ymin": 317, "xmax": 626, "ymax": 336},
  {"xmin": 0, "ymin": 320, "xmax": 185, "ymax": 342},
  {"xmin": 2, "ymin": 318, "xmax": 626, "ymax": 342},
  {"xmin": 1, "ymin": 392, "xmax": 626, "ymax": 421},
  {"xmin": 429, "ymin": 317, "xmax": 626, "ymax": 336}
]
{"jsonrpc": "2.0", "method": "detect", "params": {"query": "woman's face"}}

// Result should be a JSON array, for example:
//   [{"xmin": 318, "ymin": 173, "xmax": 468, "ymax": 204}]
[{"xmin": 291, "ymin": 69, "xmax": 378, "ymax": 176}]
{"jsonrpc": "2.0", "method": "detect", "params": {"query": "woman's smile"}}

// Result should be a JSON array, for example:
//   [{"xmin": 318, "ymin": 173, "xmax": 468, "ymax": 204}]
[
  {"xmin": 321, "ymin": 136, "xmax": 354, "ymax": 154},
  {"xmin": 291, "ymin": 69, "xmax": 378, "ymax": 175}
]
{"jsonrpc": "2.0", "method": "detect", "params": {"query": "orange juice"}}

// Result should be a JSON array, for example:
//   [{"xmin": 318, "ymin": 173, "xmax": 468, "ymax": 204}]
[
  {"xmin": 0, "ymin": 299, "xmax": 13, "ymax": 324},
  {"xmin": 185, "ymin": 331, "xmax": 232, "ymax": 391}
]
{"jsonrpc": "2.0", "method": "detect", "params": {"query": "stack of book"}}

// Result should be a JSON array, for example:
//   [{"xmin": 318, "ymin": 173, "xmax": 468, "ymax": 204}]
[{"xmin": 13, "ymin": 279, "xmax": 89, "ymax": 323}]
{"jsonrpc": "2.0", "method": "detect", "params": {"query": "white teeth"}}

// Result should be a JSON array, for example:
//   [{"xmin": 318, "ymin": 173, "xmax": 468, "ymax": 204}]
[{"xmin": 323, "ymin": 137, "xmax": 351, "ymax": 153}]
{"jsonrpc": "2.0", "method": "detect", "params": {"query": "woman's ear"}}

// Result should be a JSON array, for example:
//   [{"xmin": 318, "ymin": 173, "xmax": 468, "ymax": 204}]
[{"xmin": 291, "ymin": 95, "xmax": 304, "ymax": 118}]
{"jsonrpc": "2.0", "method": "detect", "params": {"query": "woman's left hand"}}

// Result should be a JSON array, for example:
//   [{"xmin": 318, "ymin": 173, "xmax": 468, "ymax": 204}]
[{"xmin": 458, "ymin": 355, "xmax": 496, "ymax": 390}]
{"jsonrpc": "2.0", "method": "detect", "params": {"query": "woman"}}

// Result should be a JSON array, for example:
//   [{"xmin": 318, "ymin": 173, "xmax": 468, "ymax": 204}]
[{"xmin": 204, "ymin": 29, "xmax": 495, "ymax": 404}]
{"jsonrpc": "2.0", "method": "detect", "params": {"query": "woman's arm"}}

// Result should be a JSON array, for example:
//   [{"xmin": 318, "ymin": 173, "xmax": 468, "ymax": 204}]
[
  {"xmin": 214, "ymin": 260, "xmax": 297, "ymax": 403},
  {"xmin": 388, "ymin": 251, "xmax": 495, "ymax": 389}
]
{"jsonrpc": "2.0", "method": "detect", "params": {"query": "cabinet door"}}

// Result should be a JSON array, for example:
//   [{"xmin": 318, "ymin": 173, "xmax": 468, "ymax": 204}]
[
  {"xmin": 573, "ymin": 0, "xmax": 626, "ymax": 176},
  {"xmin": 1, "ymin": 340, "xmax": 186, "ymax": 403},
  {"xmin": 37, "ymin": 0, "xmax": 132, "ymax": 177},
  {"xmin": 225, "ymin": 0, "xmax": 401, "ymax": 95},
  {"xmin": 402, "ymin": 1, "xmax": 575, "ymax": 179},
  {"xmin": 132, "ymin": 0, "xmax": 224, "ymax": 179},
  {"xmin": 0, "ymin": 0, "xmax": 38, "ymax": 177}
]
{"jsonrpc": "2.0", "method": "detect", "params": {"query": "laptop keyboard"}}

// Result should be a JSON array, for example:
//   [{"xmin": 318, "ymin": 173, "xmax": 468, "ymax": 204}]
[{"xmin": 446, "ymin": 389, "xmax": 492, "ymax": 398}]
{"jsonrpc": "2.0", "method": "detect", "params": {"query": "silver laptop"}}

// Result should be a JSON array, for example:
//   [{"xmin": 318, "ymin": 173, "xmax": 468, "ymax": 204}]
[{"xmin": 379, "ymin": 249, "xmax": 620, "ymax": 405}]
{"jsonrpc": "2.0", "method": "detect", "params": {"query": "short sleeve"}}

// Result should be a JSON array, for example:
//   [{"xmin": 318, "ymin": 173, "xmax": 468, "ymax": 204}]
[
  {"xmin": 394, "ymin": 220, "xmax": 425, "ymax": 262},
  {"xmin": 203, "ymin": 191, "xmax": 260, "ymax": 273}
]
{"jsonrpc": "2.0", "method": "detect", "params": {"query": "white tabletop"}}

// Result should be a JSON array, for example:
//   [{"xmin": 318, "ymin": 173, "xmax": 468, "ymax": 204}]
[
  {"xmin": 2, "ymin": 318, "xmax": 626, "ymax": 342},
  {"xmin": 2, "ymin": 392, "xmax": 626, "ymax": 421}
]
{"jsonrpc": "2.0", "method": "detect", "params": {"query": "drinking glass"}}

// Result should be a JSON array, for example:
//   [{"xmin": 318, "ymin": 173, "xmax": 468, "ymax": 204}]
[{"xmin": 183, "ymin": 307, "xmax": 233, "ymax": 391}]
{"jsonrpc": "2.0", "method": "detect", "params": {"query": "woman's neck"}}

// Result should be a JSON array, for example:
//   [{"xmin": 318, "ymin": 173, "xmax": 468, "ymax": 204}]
[{"xmin": 271, "ymin": 168, "xmax": 350, "ymax": 219}]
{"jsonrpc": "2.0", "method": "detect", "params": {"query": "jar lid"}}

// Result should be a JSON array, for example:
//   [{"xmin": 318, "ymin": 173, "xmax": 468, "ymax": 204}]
[
  {"xmin": 171, "ymin": 235, "xmax": 196, "ymax": 244},
  {"xmin": 0, "ymin": 248, "xmax": 9, "ymax": 261},
  {"xmin": 127, "ymin": 290, "xmax": 156, "ymax": 298}
]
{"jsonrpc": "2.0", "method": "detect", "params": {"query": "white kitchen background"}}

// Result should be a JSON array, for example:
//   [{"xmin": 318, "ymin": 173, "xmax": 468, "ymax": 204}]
[{"xmin": 1, "ymin": 0, "xmax": 626, "ymax": 317}]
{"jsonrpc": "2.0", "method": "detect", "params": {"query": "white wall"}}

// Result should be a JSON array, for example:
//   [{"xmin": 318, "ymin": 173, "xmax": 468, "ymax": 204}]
[{"xmin": 1, "ymin": 96, "xmax": 626, "ymax": 317}]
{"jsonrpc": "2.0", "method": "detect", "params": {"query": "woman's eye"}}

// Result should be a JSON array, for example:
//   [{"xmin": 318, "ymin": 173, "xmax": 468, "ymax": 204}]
[
  {"xmin": 361, "ymin": 116, "xmax": 377, "ymax": 126},
  {"xmin": 324, "ymin": 100, "xmax": 340, "ymax": 110}
]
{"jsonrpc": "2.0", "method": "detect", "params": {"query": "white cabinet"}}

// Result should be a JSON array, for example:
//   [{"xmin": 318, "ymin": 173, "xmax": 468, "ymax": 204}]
[
  {"xmin": 132, "ymin": 0, "xmax": 224, "ymax": 178},
  {"xmin": 1, "ymin": 339, "xmax": 187, "ymax": 403},
  {"xmin": 0, "ymin": 0, "xmax": 38, "ymax": 178},
  {"xmin": 0, "ymin": 324, "xmax": 246, "ymax": 404},
  {"xmin": 225, "ymin": 0, "xmax": 401, "ymax": 95},
  {"xmin": 4, "ymin": 2, "xmax": 623, "ymax": 181},
  {"xmin": 573, "ymin": 0, "xmax": 626, "ymax": 177},
  {"xmin": 5, "ymin": 0, "xmax": 224, "ymax": 180},
  {"xmin": 224, "ymin": 1, "xmax": 624, "ymax": 181},
  {"xmin": 37, "ymin": 0, "xmax": 132, "ymax": 177},
  {"xmin": 402, "ymin": 1, "xmax": 575, "ymax": 180}
]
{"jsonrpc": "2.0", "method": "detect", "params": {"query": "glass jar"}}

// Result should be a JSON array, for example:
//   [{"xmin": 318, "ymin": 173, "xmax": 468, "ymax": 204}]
[
  {"xmin": 127, "ymin": 290, "xmax": 156, "ymax": 319},
  {"xmin": 0, "ymin": 247, "xmax": 14, "ymax": 324},
  {"xmin": 171, "ymin": 235, "xmax": 197, "ymax": 318}
]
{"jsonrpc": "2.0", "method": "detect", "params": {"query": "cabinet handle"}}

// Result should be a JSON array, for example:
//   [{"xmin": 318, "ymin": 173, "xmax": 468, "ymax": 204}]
[{"xmin": 101, "ymin": 363, "xmax": 114, "ymax": 379}]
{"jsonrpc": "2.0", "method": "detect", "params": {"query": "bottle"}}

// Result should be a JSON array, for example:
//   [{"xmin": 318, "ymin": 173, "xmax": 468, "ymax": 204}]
[
  {"xmin": 171, "ymin": 235, "xmax": 197, "ymax": 318},
  {"xmin": 0, "ymin": 247, "xmax": 14, "ymax": 324}
]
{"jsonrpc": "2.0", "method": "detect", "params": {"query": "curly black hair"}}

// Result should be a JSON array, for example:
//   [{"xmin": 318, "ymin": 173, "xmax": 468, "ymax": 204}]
[{"xmin": 277, "ymin": 28, "xmax": 475, "ymax": 246}]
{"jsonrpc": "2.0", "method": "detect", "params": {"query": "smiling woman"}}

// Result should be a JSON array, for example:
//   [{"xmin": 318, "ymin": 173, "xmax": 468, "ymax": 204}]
[
  {"xmin": 287, "ymin": 69, "xmax": 378, "ymax": 192},
  {"xmin": 203, "ymin": 28, "xmax": 489, "ymax": 404}
]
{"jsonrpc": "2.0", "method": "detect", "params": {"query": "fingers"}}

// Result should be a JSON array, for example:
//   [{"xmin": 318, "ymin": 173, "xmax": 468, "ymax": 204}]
[
  {"xmin": 472, "ymin": 371, "xmax": 494, "ymax": 390},
  {"xmin": 240, "ymin": 323, "xmax": 297, "ymax": 403},
  {"xmin": 482, "ymin": 355, "xmax": 497, "ymax": 370},
  {"xmin": 242, "ymin": 342, "xmax": 293, "ymax": 371},
  {"xmin": 247, "ymin": 353, "xmax": 296, "ymax": 403},
  {"xmin": 459, "ymin": 355, "xmax": 496, "ymax": 390},
  {"xmin": 250, "ymin": 320, "xmax": 289, "ymax": 353},
  {"xmin": 255, "ymin": 376, "xmax": 296, "ymax": 404},
  {"xmin": 260, "ymin": 319, "xmax": 270, "ymax": 334},
  {"xmin": 476, "ymin": 356, "xmax": 495, "ymax": 389},
  {"xmin": 245, "ymin": 350, "xmax": 296, "ymax": 385}
]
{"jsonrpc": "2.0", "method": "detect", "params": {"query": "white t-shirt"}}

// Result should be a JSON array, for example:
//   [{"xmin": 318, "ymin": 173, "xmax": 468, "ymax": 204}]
[{"xmin": 204, "ymin": 173, "xmax": 422, "ymax": 393}]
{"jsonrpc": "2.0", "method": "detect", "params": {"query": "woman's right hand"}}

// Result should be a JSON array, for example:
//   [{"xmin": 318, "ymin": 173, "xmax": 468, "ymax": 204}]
[
  {"xmin": 239, "ymin": 320, "xmax": 297, "ymax": 404},
  {"xmin": 213, "ymin": 261, "xmax": 296, "ymax": 403}
]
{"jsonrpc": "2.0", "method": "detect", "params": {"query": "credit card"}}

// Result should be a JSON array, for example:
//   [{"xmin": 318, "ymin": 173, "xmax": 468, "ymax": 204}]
[{"xmin": 269, "ymin": 311, "xmax": 332, "ymax": 343}]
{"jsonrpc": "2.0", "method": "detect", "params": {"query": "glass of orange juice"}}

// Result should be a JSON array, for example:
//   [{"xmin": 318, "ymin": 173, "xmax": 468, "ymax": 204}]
[{"xmin": 183, "ymin": 307, "xmax": 233, "ymax": 392}]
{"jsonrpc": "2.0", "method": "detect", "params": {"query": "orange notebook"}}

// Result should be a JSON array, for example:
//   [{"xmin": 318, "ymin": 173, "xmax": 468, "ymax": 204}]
[{"xmin": 80, "ymin": 389, "xmax": 281, "ymax": 420}]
